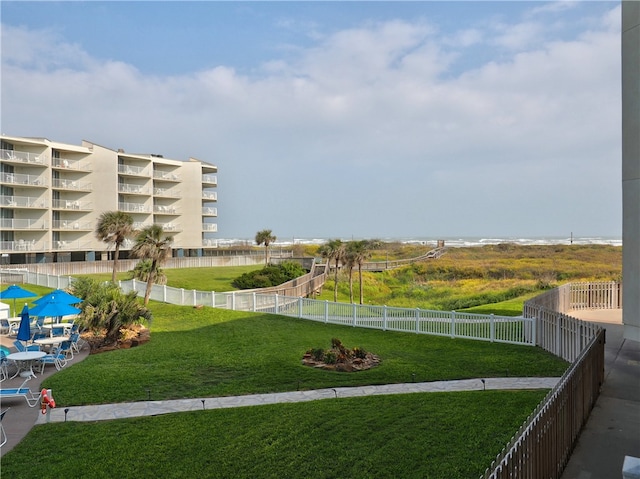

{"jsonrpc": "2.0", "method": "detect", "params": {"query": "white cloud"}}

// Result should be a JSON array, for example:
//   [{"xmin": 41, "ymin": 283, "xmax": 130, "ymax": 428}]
[{"xmin": 0, "ymin": 4, "xmax": 622, "ymax": 238}]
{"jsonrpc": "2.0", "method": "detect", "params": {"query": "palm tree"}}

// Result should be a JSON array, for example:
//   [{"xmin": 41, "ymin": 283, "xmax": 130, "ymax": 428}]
[
  {"xmin": 130, "ymin": 224, "xmax": 174, "ymax": 306},
  {"xmin": 95, "ymin": 211, "xmax": 134, "ymax": 283},
  {"xmin": 318, "ymin": 239, "xmax": 345, "ymax": 302},
  {"xmin": 342, "ymin": 244, "xmax": 358, "ymax": 303},
  {"xmin": 255, "ymin": 229, "xmax": 276, "ymax": 265},
  {"xmin": 350, "ymin": 240, "xmax": 375, "ymax": 304}
]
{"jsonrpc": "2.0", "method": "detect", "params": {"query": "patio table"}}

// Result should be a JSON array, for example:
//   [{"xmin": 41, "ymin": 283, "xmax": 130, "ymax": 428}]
[
  {"xmin": 34, "ymin": 336, "xmax": 69, "ymax": 351},
  {"xmin": 6, "ymin": 351, "xmax": 46, "ymax": 379}
]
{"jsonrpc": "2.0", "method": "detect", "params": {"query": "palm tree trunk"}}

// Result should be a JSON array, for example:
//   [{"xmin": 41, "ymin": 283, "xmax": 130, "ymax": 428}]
[
  {"xmin": 333, "ymin": 258, "xmax": 340, "ymax": 302},
  {"xmin": 358, "ymin": 264, "xmax": 364, "ymax": 304},
  {"xmin": 348, "ymin": 268, "xmax": 354, "ymax": 303},
  {"xmin": 112, "ymin": 243, "xmax": 121, "ymax": 283},
  {"xmin": 143, "ymin": 259, "xmax": 157, "ymax": 305}
]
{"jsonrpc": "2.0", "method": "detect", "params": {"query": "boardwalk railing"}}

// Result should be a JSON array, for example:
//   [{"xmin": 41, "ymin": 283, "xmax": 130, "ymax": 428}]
[{"xmin": 481, "ymin": 283, "xmax": 609, "ymax": 479}]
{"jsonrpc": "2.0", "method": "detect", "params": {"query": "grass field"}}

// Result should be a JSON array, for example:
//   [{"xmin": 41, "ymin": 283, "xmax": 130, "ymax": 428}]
[{"xmin": 1, "ymin": 300, "xmax": 566, "ymax": 478}]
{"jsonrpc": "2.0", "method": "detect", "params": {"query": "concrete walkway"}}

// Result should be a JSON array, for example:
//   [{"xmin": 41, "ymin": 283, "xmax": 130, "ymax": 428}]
[{"xmin": 32, "ymin": 376, "xmax": 560, "ymax": 425}]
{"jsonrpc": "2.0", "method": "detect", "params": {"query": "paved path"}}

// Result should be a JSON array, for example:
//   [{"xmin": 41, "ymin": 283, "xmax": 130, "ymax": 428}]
[{"xmin": 34, "ymin": 377, "xmax": 560, "ymax": 424}]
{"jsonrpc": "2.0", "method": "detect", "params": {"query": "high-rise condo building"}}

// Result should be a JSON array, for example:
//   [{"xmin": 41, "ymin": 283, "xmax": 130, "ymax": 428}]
[{"xmin": 0, "ymin": 135, "xmax": 218, "ymax": 265}]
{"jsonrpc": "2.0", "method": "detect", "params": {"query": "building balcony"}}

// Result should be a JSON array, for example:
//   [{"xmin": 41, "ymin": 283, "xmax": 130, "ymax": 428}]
[
  {"xmin": 202, "ymin": 174, "xmax": 217, "ymax": 186},
  {"xmin": 52, "ymin": 157, "xmax": 92, "ymax": 172},
  {"xmin": 1, "ymin": 196, "xmax": 48, "ymax": 209},
  {"xmin": 202, "ymin": 207, "xmax": 218, "ymax": 216},
  {"xmin": 118, "ymin": 183, "xmax": 151, "ymax": 195},
  {"xmin": 153, "ymin": 187, "xmax": 181, "ymax": 198},
  {"xmin": 0, "ymin": 219, "xmax": 48, "ymax": 230},
  {"xmin": 153, "ymin": 170, "xmax": 181, "ymax": 182},
  {"xmin": 119, "ymin": 202, "xmax": 150, "ymax": 213},
  {"xmin": 53, "ymin": 240, "xmax": 91, "ymax": 251},
  {"xmin": 52, "ymin": 220, "xmax": 93, "ymax": 231},
  {"xmin": 52, "ymin": 199, "xmax": 92, "ymax": 211},
  {"xmin": 0, "ymin": 239, "xmax": 44, "ymax": 252},
  {"xmin": 161, "ymin": 223, "xmax": 181, "ymax": 232},
  {"xmin": 154, "ymin": 205, "xmax": 179, "ymax": 215},
  {"xmin": 1, "ymin": 172, "xmax": 48, "ymax": 187},
  {"xmin": 202, "ymin": 223, "xmax": 218, "ymax": 232},
  {"xmin": 202, "ymin": 191, "xmax": 217, "ymax": 201},
  {"xmin": 118, "ymin": 164, "xmax": 150, "ymax": 177},
  {"xmin": 1, "ymin": 148, "xmax": 48, "ymax": 166},
  {"xmin": 52, "ymin": 178, "xmax": 92, "ymax": 191}
]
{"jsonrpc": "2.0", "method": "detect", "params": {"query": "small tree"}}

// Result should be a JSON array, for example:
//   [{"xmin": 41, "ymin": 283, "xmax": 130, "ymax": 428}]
[
  {"xmin": 95, "ymin": 211, "xmax": 134, "ymax": 282},
  {"xmin": 255, "ymin": 229, "xmax": 276, "ymax": 265},
  {"xmin": 131, "ymin": 225, "xmax": 173, "ymax": 305}
]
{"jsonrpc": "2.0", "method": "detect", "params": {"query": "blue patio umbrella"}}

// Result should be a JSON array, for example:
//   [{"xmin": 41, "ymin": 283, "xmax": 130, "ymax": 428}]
[
  {"xmin": 0, "ymin": 284, "xmax": 36, "ymax": 316},
  {"xmin": 33, "ymin": 289, "xmax": 82, "ymax": 306},
  {"xmin": 29, "ymin": 297, "xmax": 81, "ymax": 319},
  {"xmin": 16, "ymin": 303, "xmax": 32, "ymax": 344}
]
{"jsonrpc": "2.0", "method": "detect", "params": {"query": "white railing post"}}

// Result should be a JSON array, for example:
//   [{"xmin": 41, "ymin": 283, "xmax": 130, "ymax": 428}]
[
  {"xmin": 383, "ymin": 305, "xmax": 388, "ymax": 331},
  {"xmin": 163, "ymin": 285, "xmax": 167, "ymax": 303},
  {"xmin": 180, "ymin": 288, "xmax": 185, "ymax": 305},
  {"xmin": 274, "ymin": 294, "xmax": 279, "ymax": 314},
  {"xmin": 352, "ymin": 303, "xmax": 357, "ymax": 327},
  {"xmin": 232, "ymin": 292, "xmax": 236, "ymax": 310},
  {"xmin": 252, "ymin": 292, "xmax": 257, "ymax": 312},
  {"xmin": 450, "ymin": 311, "xmax": 456, "ymax": 338},
  {"xmin": 211, "ymin": 291, "xmax": 215, "ymax": 308},
  {"xmin": 324, "ymin": 300, "xmax": 329, "ymax": 324},
  {"xmin": 415, "ymin": 308, "xmax": 420, "ymax": 333},
  {"xmin": 193, "ymin": 289, "xmax": 197, "ymax": 306},
  {"xmin": 490, "ymin": 314, "xmax": 495, "ymax": 342},
  {"xmin": 298, "ymin": 297, "xmax": 303, "ymax": 318}
]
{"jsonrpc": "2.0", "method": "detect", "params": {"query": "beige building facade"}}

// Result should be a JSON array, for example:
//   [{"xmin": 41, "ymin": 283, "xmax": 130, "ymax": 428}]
[{"xmin": 0, "ymin": 135, "xmax": 218, "ymax": 264}]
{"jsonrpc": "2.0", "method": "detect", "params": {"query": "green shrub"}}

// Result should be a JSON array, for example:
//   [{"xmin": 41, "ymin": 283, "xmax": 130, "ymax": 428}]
[{"xmin": 231, "ymin": 262, "xmax": 306, "ymax": 289}]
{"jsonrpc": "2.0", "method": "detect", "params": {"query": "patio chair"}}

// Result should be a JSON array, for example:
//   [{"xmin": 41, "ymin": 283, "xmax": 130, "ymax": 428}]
[
  {"xmin": 13, "ymin": 340, "xmax": 40, "ymax": 352},
  {"xmin": 0, "ymin": 351, "xmax": 10, "ymax": 381},
  {"xmin": 0, "ymin": 408, "xmax": 9, "ymax": 447},
  {"xmin": 0, "ymin": 377, "xmax": 42, "ymax": 407},
  {"xmin": 0, "ymin": 318, "xmax": 10, "ymax": 335},
  {"xmin": 38, "ymin": 348, "xmax": 67, "ymax": 373},
  {"xmin": 57, "ymin": 339, "xmax": 74, "ymax": 360},
  {"xmin": 69, "ymin": 332, "xmax": 85, "ymax": 354}
]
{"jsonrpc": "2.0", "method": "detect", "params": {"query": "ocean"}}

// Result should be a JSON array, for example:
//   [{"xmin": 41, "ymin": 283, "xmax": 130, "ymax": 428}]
[{"xmin": 213, "ymin": 236, "xmax": 622, "ymax": 248}]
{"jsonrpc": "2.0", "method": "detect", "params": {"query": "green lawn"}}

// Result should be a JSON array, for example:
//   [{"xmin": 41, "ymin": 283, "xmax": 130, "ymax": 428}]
[
  {"xmin": 83, "ymin": 265, "xmax": 262, "ymax": 291},
  {"xmin": 1, "ymin": 270, "xmax": 569, "ymax": 477}
]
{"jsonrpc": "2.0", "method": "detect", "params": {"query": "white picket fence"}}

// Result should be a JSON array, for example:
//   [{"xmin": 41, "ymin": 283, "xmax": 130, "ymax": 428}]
[
  {"xmin": 115, "ymin": 278, "xmax": 534, "ymax": 346},
  {"xmin": 3, "ymin": 270, "xmax": 535, "ymax": 346}
]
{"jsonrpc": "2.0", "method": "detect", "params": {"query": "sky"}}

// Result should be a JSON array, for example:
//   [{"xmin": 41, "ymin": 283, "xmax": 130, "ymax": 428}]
[{"xmin": 0, "ymin": 1, "xmax": 622, "ymax": 241}]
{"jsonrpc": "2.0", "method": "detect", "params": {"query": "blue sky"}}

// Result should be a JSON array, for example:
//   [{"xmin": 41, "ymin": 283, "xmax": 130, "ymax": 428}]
[{"xmin": 1, "ymin": 1, "xmax": 621, "ymax": 241}]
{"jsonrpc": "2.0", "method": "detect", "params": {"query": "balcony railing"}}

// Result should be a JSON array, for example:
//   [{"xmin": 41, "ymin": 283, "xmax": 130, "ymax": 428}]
[
  {"xmin": 132, "ymin": 222, "xmax": 152, "ymax": 230},
  {"xmin": 1, "ymin": 172, "xmax": 48, "ymax": 187},
  {"xmin": 119, "ymin": 202, "xmax": 150, "ymax": 213},
  {"xmin": 154, "ymin": 205, "xmax": 179, "ymax": 214},
  {"xmin": 202, "ymin": 223, "xmax": 218, "ymax": 232},
  {"xmin": 0, "ymin": 240, "xmax": 43, "ymax": 252},
  {"xmin": 0, "ymin": 219, "xmax": 48, "ymax": 230},
  {"xmin": 52, "ymin": 157, "xmax": 92, "ymax": 171},
  {"xmin": 118, "ymin": 164, "xmax": 149, "ymax": 176},
  {"xmin": 52, "ymin": 199, "xmax": 91, "ymax": 210},
  {"xmin": 153, "ymin": 170, "xmax": 181, "ymax": 181},
  {"xmin": 1, "ymin": 148, "xmax": 48, "ymax": 166},
  {"xmin": 161, "ymin": 223, "xmax": 180, "ymax": 232},
  {"xmin": 202, "ymin": 207, "xmax": 218, "ymax": 216},
  {"xmin": 118, "ymin": 183, "xmax": 151, "ymax": 195},
  {"xmin": 202, "ymin": 174, "xmax": 217, "ymax": 185},
  {"xmin": 53, "ymin": 240, "xmax": 91, "ymax": 251},
  {"xmin": 153, "ymin": 187, "xmax": 181, "ymax": 198},
  {"xmin": 52, "ymin": 220, "xmax": 93, "ymax": 230},
  {"xmin": 202, "ymin": 191, "xmax": 217, "ymax": 200},
  {"xmin": 1, "ymin": 196, "xmax": 47, "ymax": 208},
  {"xmin": 52, "ymin": 178, "xmax": 92, "ymax": 190}
]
